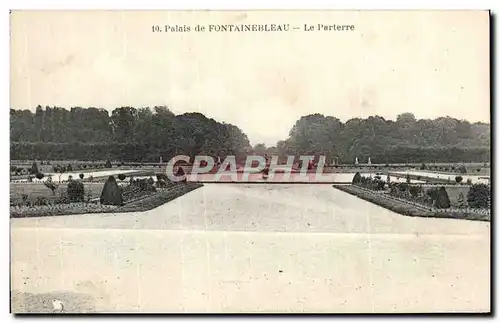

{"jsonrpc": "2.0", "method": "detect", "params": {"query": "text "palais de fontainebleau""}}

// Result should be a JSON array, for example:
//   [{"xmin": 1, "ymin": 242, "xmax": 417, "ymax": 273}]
[{"xmin": 152, "ymin": 23, "xmax": 355, "ymax": 33}]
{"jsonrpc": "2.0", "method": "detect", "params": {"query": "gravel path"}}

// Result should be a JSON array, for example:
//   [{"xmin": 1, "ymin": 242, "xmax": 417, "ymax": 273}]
[{"xmin": 11, "ymin": 184, "xmax": 490, "ymax": 313}]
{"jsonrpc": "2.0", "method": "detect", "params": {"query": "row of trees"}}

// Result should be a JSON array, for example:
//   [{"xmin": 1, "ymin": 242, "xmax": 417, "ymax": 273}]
[
  {"xmin": 11, "ymin": 106, "xmax": 252, "ymax": 161},
  {"xmin": 257, "ymin": 113, "xmax": 490, "ymax": 163},
  {"xmin": 11, "ymin": 107, "xmax": 490, "ymax": 163}
]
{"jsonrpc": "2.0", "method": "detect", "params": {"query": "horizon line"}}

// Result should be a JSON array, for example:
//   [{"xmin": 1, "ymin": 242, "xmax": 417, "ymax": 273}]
[{"xmin": 9, "ymin": 106, "xmax": 492, "ymax": 124}]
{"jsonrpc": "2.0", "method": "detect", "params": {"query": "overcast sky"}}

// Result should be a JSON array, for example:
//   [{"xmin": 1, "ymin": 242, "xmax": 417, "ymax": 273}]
[{"xmin": 10, "ymin": 10, "xmax": 490, "ymax": 146}]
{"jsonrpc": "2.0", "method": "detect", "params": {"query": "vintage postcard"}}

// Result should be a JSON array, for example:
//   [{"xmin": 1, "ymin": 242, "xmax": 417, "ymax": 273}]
[{"xmin": 9, "ymin": 10, "xmax": 490, "ymax": 313}]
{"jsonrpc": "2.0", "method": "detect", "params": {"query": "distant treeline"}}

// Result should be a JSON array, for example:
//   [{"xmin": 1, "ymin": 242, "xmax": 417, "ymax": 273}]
[
  {"xmin": 10, "ymin": 106, "xmax": 490, "ymax": 163},
  {"xmin": 9, "ymin": 142, "xmax": 490, "ymax": 164}
]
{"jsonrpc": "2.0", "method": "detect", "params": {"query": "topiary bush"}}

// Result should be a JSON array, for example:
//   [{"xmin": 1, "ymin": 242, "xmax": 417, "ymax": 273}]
[
  {"xmin": 455, "ymin": 176, "xmax": 463, "ymax": 183},
  {"xmin": 105, "ymin": 160, "xmax": 112, "ymax": 168},
  {"xmin": 458, "ymin": 165, "xmax": 467, "ymax": 174},
  {"xmin": 79, "ymin": 173, "xmax": 84, "ymax": 180},
  {"xmin": 100, "ymin": 176, "xmax": 123, "ymax": 205},
  {"xmin": 175, "ymin": 167, "xmax": 186, "ymax": 181},
  {"xmin": 35, "ymin": 172, "xmax": 44, "ymax": 180},
  {"xmin": 434, "ymin": 186, "xmax": 451, "ymax": 209},
  {"xmin": 352, "ymin": 172, "xmax": 362, "ymax": 184},
  {"xmin": 30, "ymin": 162, "xmax": 39, "ymax": 174},
  {"xmin": 118, "ymin": 173, "xmax": 126, "ymax": 181},
  {"xmin": 467, "ymin": 183, "xmax": 490, "ymax": 209},
  {"xmin": 67, "ymin": 180, "xmax": 85, "ymax": 202}
]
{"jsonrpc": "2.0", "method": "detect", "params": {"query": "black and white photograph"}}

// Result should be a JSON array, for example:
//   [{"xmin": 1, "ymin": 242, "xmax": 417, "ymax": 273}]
[{"xmin": 9, "ymin": 10, "xmax": 491, "ymax": 313}]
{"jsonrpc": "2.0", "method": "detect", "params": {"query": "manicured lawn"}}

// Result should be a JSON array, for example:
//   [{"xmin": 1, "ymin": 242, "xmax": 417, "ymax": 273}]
[{"xmin": 10, "ymin": 183, "xmax": 104, "ymax": 204}]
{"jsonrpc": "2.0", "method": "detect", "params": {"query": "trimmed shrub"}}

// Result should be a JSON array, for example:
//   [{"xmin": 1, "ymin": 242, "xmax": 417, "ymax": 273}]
[
  {"xmin": 352, "ymin": 172, "xmax": 362, "ymax": 184},
  {"xmin": 420, "ymin": 163, "xmax": 426, "ymax": 170},
  {"xmin": 35, "ymin": 172, "xmax": 44, "ymax": 180},
  {"xmin": 66, "ymin": 164, "xmax": 73, "ymax": 172},
  {"xmin": 458, "ymin": 165, "xmax": 467, "ymax": 174},
  {"xmin": 455, "ymin": 176, "xmax": 463, "ymax": 183},
  {"xmin": 118, "ymin": 173, "xmax": 126, "ymax": 181},
  {"xmin": 105, "ymin": 160, "xmax": 112, "ymax": 168},
  {"xmin": 30, "ymin": 162, "xmax": 39, "ymax": 174},
  {"xmin": 79, "ymin": 173, "xmax": 84, "ymax": 180},
  {"xmin": 67, "ymin": 180, "xmax": 85, "ymax": 202},
  {"xmin": 100, "ymin": 176, "xmax": 123, "ymax": 205},
  {"xmin": 467, "ymin": 184, "xmax": 490, "ymax": 209},
  {"xmin": 434, "ymin": 186, "xmax": 451, "ymax": 209},
  {"xmin": 466, "ymin": 178, "xmax": 472, "ymax": 185},
  {"xmin": 176, "ymin": 167, "xmax": 185, "ymax": 176}
]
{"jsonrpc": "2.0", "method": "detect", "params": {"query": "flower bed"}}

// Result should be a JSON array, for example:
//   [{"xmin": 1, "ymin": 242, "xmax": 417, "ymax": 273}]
[
  {"xmin": 10, "ymin": 182, "xmax": 204, "ymax": 218},
  {"xmin": 118, "ymin": 182, "xmax": 204, "ymax": 212},
  {"xmin": 10, "ymin": 202, "xmax": 118, "ymax": 218},
  {"xmin": 333, "ymin": 185, "xmax": 490, "ymax": 222}
]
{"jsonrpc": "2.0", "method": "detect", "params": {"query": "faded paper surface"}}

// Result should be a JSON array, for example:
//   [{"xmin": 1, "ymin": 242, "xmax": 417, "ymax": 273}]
[
  {"xmin": 10, "ymin": 10, "xmax": 489, "ymax": 144},
  {"xmin": 10, "ymin": 10, "xmax": 490, "ymax": 313}
]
